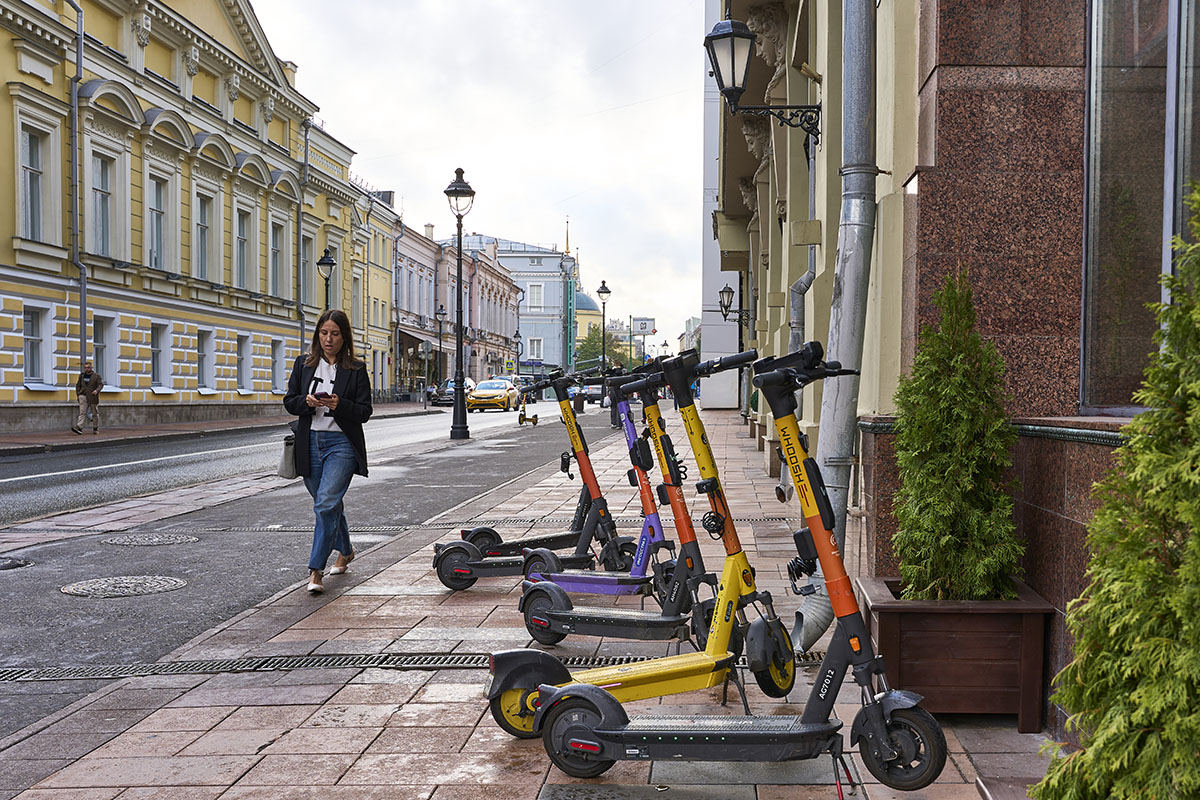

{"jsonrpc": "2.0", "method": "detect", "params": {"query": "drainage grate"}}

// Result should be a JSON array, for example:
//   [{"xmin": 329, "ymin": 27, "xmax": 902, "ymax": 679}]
[
  {"xmin": 60, "ymin": 576, "xmax": 188, "ymax": 598},
  {"xmin": 158, "ymin": 515, "xmax": 804, "ymax": 534},
  {"xmin": 0, "ymin": 557, "xmax": 32, "ymax": 570},
  {"xmin": 101, "ymin": 534, "xmax": 200, "ymax": 547},
  {"xmin": 1, "ymin": 649, "xmax": 826, "ymax": 683}
]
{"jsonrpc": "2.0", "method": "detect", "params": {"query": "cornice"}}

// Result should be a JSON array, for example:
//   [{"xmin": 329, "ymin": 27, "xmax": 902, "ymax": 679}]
[{"xmin": 0, "ymin": 1, "xmax": 71, "ymax": 53}]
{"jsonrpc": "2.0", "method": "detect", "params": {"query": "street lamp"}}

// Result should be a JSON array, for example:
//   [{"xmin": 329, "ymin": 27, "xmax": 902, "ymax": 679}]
[
  {"xmin": 704, "ymin": 19, "xmax": 821, "ymax": 142},
  {"xmin": 596, "ymin": 280, "xmax": 611, "ymax": 369},
  {"xmin": 661, "ymin": 340, "xmax": 670, "ymax": 357},
  {"xmin": 718, "ymin": 282, "xmax": 752, "ymax": 326},
  {"xmin": 444, "ymin": 168, "xmax": 475, "ymax": 441},
  {"xmin": 435, "ymin": 304, "xmax": 447, "ymax": 385},
  {"xmin": 316, "ymin": 248, "xmax": 336, "ymax": 310}
]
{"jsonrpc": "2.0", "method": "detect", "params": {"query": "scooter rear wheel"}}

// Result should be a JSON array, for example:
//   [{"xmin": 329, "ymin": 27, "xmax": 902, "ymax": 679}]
[
  {"xmin": 435, "ymin": 550, "xmax": 477, "ymax": 591},
  {"xmin": 857, "ymin": 706, "xmax": 947, "ymax": 790},
  {"xmin": 524, "ymin": 593, "xmax": 567, "ymax": 645},
  {"xmin": 542, "ymin": 697, "xmax": 615, "ymax": 778},
  {"xmin": 489, "ymin": 688, "xmax": 540, "ymax": 739},
  {"xmin": 465, "ymin": 527, "xmax": 501, "ymax": 552}
]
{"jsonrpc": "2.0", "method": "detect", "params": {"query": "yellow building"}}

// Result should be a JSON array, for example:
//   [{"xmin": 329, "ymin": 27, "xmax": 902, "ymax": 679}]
[{"xmin": 0, "ymin": 0, "xmax": 356, "ymax": 431}]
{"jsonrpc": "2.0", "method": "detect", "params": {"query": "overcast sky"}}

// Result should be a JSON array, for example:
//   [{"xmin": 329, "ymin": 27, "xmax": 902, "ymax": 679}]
[{"xmin": 250, "ymin": 0, "xmax": 706, "ymax": 347}]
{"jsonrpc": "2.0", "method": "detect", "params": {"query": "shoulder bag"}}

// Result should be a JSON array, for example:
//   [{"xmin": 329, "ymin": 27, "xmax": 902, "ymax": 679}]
[{"xmin": 277, "ymin": 433, "xmax": 298, "ymax": 479}]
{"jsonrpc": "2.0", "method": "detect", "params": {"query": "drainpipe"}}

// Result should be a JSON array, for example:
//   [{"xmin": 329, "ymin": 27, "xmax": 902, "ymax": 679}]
[
  {"xmin": 66, "ymin": 0, "xmax": 85, "ymax": 373},
  {"xmin": 296, "ymin": 118, "xmax": 311, "ymax": 346},
  {"xmin": 794, "ymin": 0, "xmax": 878, "ymax": 652}
]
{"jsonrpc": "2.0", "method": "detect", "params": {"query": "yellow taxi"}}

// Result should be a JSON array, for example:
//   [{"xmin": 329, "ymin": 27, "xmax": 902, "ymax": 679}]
[{"xmin": 467, "ymin": 378, "xmax": 520, "ymax": 412}]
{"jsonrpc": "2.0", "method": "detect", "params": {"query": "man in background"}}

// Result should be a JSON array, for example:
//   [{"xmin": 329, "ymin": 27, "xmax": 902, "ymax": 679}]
[{"xmin": 72, "ymin": 361, "xmax": 103, "ymax": 434}]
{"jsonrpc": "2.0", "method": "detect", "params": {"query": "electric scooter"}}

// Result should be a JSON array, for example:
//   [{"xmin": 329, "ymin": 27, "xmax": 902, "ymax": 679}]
[
  {"xmin": 432, "ymin": 370, "xmax": 634, "ymax": 590},
  {"xmin": 529, "ymin": 342, "xmax": 947, "ymax": 794},
  {"xmin": 519, "ymin": 368, "xmax": 712, "ymax": 643},
  {"xmin": 486, "ymin": 349, "xmax": 796, "ymax": 738}
]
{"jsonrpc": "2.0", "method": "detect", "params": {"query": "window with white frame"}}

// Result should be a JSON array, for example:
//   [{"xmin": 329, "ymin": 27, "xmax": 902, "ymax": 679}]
[
  {"xmin": 237, "ymin": 335, "xmax": 250, "ymax": 390},
  {"xmin": 352, "ymin": 276, "xmax": 362, "ymax": 326},
  {"xmin": 527, "ymin": 283, "xmax": 544, "ymax": 311},
  {"xmin": 270, "ymin": 223, "xmax": 283, "ymax": 296},
  {"xmin": 271, "ymin": 339, "xmax": 284, "ymax": 391},
  {"xmin": 148, "ymin": 177, "xmax": 166, "ymax": 269},
  {"xmin": 196, "ymin": 329, "xmax": 213, "ymax": 389},
  {"xmin": 236, "ymin": 210, "xmax": 250, "ymax": 288},
  {"xmin": 92, "ymin": 316, "xmax": 115, "ymax": 381},
  {"xmin": 150, "ymin": 323, "xmax": 169, "ymax": 387},
  {"xmin": 195, "ymin": 195, "xmax": 212, "ymax": 280},
  {"xmin": 20, "ymin": 127, "xmax": 44, "ymax": 240},
  {"xmin": 301, "ymin": 236, "xmax": 313, "ymax": 304},
  {"xmin": 23, "ymin": 308, "xmax": 46, "ymax": 382},
  {"xmin": 91, "ymin": 155, "xmax": 112, "ymax": 255},
  {"xmin": 528, "ymin": 337, "xmax": 543, "ymax": 361}
]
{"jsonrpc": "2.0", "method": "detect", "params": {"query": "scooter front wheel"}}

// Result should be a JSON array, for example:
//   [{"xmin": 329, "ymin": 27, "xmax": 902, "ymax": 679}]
[
  {"xmin": 489, "ymin": 688, "xmax": 540, "ymax": 739},
  {"xmin": 542, "ymin": 697, "xmax": 615, "ymax": 778},
  {"xmin": 753, "ymin": 655, "xmax": 796, "ymax": 697},
  {"xmin": 435, "ymin": 550, "xmax": 477, "ymax": 591},
  {"xmin": 524, "ymin": 593, "xmax": 567, "ymax": 645},
  {"xmin": 857, "ymin": 706, "xmax": 947, "ymax": 790}
]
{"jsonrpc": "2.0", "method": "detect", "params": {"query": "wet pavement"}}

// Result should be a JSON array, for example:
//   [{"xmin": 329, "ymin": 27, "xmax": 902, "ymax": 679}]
[{"xmin": 0, "ymin": 407, "xmax": 1053, "ymax": 799}]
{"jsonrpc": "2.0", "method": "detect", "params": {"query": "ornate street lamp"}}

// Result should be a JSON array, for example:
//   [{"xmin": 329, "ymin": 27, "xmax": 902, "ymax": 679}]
[
  {"xmin": 316, "ymin": 248, "xmax": 336, "ymax": 310},
  {"xmin": 718, "ymin": 282, "xmax": 752, "ymax": 326},
  {"xmin": 704, "ymin": 20, "xmax": 821, "ymax": 142},
  {"xmin": 444, "ymin": 168, "xmax": 475, "ymax": 441},
  {"xmin": 596, "ymin": 280, "xmax": 611, "ymax": 369},
  {"xmin": 435, "ymin": 303, "xmax": 447, "ymax": 385}
]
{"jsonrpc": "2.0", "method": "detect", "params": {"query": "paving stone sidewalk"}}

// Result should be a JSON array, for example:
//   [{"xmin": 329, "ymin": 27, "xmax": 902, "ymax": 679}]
[{"xmin": 0, "ymin": 408, "xmax": 1053, "ymax": 799}]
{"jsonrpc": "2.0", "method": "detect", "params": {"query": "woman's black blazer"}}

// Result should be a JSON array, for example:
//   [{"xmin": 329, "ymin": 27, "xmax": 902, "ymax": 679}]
[{"xmin": 283, "ymin": 355, "xmax": 373, "ymax": 477}]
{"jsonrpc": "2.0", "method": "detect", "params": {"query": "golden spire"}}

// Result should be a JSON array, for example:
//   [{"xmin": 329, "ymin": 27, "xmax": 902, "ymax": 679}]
[{"xmin": 564, "ymin": 215, "xmax": 570, "ymax": 255}]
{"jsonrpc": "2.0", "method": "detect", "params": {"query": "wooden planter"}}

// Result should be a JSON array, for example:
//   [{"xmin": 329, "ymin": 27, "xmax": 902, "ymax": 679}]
[{"xmin": 857, "ymin": 577, "xmax": 1053, "ymax": 733}]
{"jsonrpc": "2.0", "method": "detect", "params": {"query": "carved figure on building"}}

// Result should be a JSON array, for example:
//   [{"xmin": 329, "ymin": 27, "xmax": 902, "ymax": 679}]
[
  {"xmin": 742, "ymin": 117, "xmax": 771, "ymax": 179},
  {"xmin": 225, "ymin": 73, "xmax": 240, "ymax": 102},
  {"xmin": 261, "ymin": 96, "xmax": 275, "ymax": 123},
  {"xmin": 184, "ymin": 45, "xmax": 199, "ymax": 76},
  {"xmin": 738, "ymin": 177, "xmax": 758, "ymax": 215},
  {"xmin": 131, "ymin": 8, "xmax": 151, "ymax": 48},
  {"xmin": 746, "ymin": 3, "xmax": 788, "ymax": 96}
]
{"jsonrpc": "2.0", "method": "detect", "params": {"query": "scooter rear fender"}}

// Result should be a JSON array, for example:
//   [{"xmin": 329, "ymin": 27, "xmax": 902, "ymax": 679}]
[
  {"xmin": 518, "ymin": 580, "xmax": 573, "ymax": 613},
  {"xmin": 533, "ymin": 682, "xmax": 630, "ymax": 732},
  {"xmin": 848, "ymin": 689, "xmax": 925, "ymax": 746},
  {"xmin": 487, "ymin": 649, "xmax": 572, "ymax": 701},
  {"xmin": 433, "ymin": 540, "xmax": 482, "ymax": 560}
]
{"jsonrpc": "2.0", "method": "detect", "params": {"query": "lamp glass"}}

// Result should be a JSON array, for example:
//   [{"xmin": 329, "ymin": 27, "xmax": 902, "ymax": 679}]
[
  {"xmin": 704, "ymin": 20, "xmax": 756, "ymax": 99},
  {"xmin": 435, "ymin": 304, "xmax": 447, "ymax": 321},
  {"xmin": 444, "ymin": 168, "xmax": 475, "ymax": 217},
  {"xmin": 596, "ymin": 280, "xmax": 611, "ymax": 303},
  {"xmin": 718, "ymin": 283, "xmax": 735, "ymax": 316},
  {"xmin": 316, "ymin": 248, "xmax": 335, "ymax": 279}
]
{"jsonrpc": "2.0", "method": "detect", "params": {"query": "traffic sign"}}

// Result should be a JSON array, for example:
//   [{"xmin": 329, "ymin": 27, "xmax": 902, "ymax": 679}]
[{"xmin": 504, "ymin": 358, "xmax": 516, "ymax": 372}]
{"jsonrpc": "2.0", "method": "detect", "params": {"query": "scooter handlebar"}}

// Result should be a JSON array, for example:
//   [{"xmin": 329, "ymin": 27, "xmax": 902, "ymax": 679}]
[
  {"xmin": 522, "ymin": 370, "xmax": 565, "ymax": 395},
  {"xmin": 619, "ymin": 371, "xmax": 668, "ymax": 397},
  {"xmin": 752, "ymin": 362, "xmax": 860, "ymax": 390},
  {"xmin": 579, "ymin": 375, "xmax": 608, "ymax": 387},
  {"xmin": 694, "ymin": 349, "xmax": 758, "ymax": 378}
]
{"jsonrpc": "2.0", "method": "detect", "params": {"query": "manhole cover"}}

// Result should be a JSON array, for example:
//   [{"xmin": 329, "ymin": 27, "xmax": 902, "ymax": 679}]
[
  {"xmin": 0, "ymin": 557, "xmax": 31, "ymax": 570},
  {"xmin": 101, "ymin": 533, "xmax": 200, "ymax": 546},
  {"xmin": 60, "ymin": 576, "xmax": 187, "ymax": 598}
]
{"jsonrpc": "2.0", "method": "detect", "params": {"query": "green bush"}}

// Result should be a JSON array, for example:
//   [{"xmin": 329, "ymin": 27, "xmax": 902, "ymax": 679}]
[
  {"xmin": 891, "ymin": 270, "xmax": 1022, "ymax": 601},
  {"xmin": 1031, "ymin": 191, "xmax": 1200, "ymax": 800}
]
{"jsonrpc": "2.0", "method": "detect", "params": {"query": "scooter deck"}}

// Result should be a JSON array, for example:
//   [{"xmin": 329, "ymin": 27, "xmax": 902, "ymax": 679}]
[
  {"xmin": 533, "ymin": 570, "xmax": 653, "ymax": 593},
  {"xmin": 473, "ymin": 530, "xmax": 582, "ymax": 557},
  {"xmin": 546, "ymin": 607, "xmax": 690, "ymax": 640},
  {"xmin": 595, "ymin": 716, "xmax": 841, "ymax": 762},
  {"xmin": 570, "ymin": 650, "xmax": 734, "ymax": 703},
  {"xmin": 468, "ymin": 554, "xmax": 594, "ymax": 577}
]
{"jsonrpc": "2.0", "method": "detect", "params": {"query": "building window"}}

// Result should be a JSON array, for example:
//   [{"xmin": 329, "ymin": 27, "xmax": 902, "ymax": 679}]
[
  {"xmin": 528, "ymin": 337, "xmax": 543, "ymax": 361},
  {"xmin": 1084, "ymin": 0, "xmax": 1200, "ymax": 408},
  {"xmin": 197, "ymin": 329, "xmax": 212, "ymax": 389},
  {"xmin": 353, "ymin": 276, "xmax": 362, "ymax": 326},
  {"xmin": 23, "ymin": 308, "xmax": 44, "ymax": 382},
  {"xmin": 301, "ymin": 236, "xmax": 313, "ymax": 304},
  {"xmin": 236, "ymin": 210, "xmax": 250, "ymax": 288},
  {"xmin": 92, "ymin": 155, "xmax": 112, "ymax": 255},
  {"xmin": 20, "ymin": 127, "xmax": 44, "ymax": 240},
  {"xmin": 148, "ymin": 178, "xmax": 165, "ymax": 269},
  {"xmin": 527, "ymin": 283, "xmax": 544, "ymax": 311},
  {"xmin": 195, "ymin": 195, "xmax": 211, "ymax": 280},
  {"xmin": 93, "ymin": 317, "xmax": 113, "ymax": 380},
  {"xmin": 271, "ymin": 339, "xmax": 284, "ymax": 391},
  {"xmin": 150, "ymin": 323, "xmax": 168, "ymax": 386},
  {"xmin": 237, "ymin": 335, "xmax": 250, "ymax": 390},
  {"xmin": 530, "ymin": 257, "xmax": 542, "ymax": 266},
  {"xmin": 270, "ymin": 223, "xmax": 283, "ymax": 296}
]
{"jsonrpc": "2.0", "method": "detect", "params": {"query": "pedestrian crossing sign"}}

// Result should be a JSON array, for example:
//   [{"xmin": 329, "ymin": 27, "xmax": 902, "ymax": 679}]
[{"xmin": 504, "ymin": 358, "xmax": 515, "ymax": 372}]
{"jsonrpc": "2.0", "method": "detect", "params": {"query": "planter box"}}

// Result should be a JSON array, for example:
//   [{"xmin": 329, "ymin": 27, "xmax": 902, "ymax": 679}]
[{"xmin": 857, "ymin": 577, "xmax": 1053, "ymax": 733}]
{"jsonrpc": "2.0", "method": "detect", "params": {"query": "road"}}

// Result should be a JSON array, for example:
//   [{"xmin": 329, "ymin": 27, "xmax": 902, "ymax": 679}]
[{"xmin": 0, "ymin": 404, "xmax": 620, "ymax": 739}]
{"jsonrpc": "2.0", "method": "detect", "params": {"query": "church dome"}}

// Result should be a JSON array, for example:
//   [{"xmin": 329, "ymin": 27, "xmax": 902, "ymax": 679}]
[{"xmin": 575, "ymin": 292, "xmax": 600, "ymax": 312}]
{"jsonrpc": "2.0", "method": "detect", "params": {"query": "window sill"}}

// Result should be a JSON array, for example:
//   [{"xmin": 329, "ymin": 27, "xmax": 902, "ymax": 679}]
[
  {"xmin": 150, "ymin": 386, "xmax": 175, "ymax": 395},
  {"xmin": 100, "ymin": 386, "xmax": 120, "ymax": 394},
  {"xmin": 237, "ymin": 389, "xmax": 254, "ymax": 396},
  {"xmin": 197, "ymin": 387, "xmax": 218, "ymax": 396},
  {"xmin": 271, "ymin": 390, "xmax": 286, "ymax": 396},
  {"xmin": 23, "ymin": 382, "xmax": 59, "ymax": 392}
]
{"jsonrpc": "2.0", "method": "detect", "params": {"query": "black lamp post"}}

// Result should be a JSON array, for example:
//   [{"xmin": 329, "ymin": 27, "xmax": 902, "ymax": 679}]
[
  {"xmin": 718, "ymin": 282, "xmax": 752, "ymax": 326},
  {"xmin": 435, "ymin": 304, "xmax": 447, "ymax": 384},
  {"xmin": 596, "ymin": 280, "xmax": 611, "ymax": 369},
  {"xmin": 661, "ymin": 339, "xmax": 670, "ymax": 357},
  {"xmin": 316, "ymin": 248, "xmax": 336, "ymax": 310},
  {"xmin": 444, "ymin": 168, "xmax": 475, "ymax": 441}
]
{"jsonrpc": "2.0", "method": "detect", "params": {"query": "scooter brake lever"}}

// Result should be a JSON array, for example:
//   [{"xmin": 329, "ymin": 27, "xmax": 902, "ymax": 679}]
[{"xmin": 560, "ymin": 451, "xmax": 575, "ymax": 479}]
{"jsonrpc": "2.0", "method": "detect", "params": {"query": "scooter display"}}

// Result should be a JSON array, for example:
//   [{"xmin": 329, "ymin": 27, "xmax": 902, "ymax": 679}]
[
  {"xmin": 432, "ymin": 371, "xmax": 634, "ymax": 591},
  {"xmin": 486, "ymin": 349, "xmax": 795, "ymax": 738},
  {"xmin": 519, "ymin": 369, "xmax": 711, "ymax": 644},
  {"xmin": 530, "ymin": 343, "xmax": 946, "ymax": 793}
]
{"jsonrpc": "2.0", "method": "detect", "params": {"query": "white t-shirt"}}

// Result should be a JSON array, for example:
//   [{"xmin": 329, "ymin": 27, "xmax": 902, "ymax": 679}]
[{"xmin": 310, "ymin": 358, "xmax": 341, "ymax": 432}]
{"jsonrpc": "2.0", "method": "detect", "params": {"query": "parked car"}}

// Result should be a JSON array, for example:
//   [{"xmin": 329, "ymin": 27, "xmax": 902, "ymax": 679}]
[
  {"xmin": 584, "ymin": 383, "xmax": 604, "ymax": 404},
  {"xmin": 467, "ymin": 379, "xmax": 520, "ymax": 412},
  {"xmin": 431, "ymin": 377, "xmax": 475, "ymax": 406},
  {"xmin": 510, "ymin": 374, "xmax": 538, "ymax": 403}
]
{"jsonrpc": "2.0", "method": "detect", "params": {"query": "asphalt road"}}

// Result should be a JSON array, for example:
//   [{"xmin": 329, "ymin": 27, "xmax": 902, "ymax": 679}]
[{"xmin": 0, "ymin": 406, "xmax": 620, "ymax": 740}]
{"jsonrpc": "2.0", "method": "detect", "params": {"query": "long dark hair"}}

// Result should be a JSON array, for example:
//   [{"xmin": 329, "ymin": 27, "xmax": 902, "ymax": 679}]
[{"xmin": 306, "ymin": 309, "xmax": 363, "ymax": 369}]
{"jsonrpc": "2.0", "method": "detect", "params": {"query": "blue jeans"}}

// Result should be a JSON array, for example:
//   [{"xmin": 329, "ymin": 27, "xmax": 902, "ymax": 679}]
[{"xmin": 303, "ymin": 430, "xmax": 356, "ymax": 572}]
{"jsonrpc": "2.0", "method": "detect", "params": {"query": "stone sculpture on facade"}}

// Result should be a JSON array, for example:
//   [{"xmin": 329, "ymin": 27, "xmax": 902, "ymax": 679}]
[{"xmin": 746, "ymin": 3, "xmax": 788, "ymax": 96}]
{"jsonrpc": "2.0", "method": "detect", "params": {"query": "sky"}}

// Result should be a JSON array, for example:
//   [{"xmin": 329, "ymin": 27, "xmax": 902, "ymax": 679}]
[{"xmin": 249, "ymin": 0, "xmax": 707, "ymax": 347}]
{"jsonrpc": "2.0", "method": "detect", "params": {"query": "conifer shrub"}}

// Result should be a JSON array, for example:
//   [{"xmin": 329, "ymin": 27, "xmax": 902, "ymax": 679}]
[
  {"xmin": 891, "ymin": 269, "xmax": 1022, "ymax": 601},
  {"xmin": 1031, "ymin": 190, "xmax": 1200, "ymax": 800}
]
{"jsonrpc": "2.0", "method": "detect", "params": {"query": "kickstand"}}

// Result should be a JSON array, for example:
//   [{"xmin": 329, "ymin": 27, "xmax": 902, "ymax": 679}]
[
  {"xmin": 726, "ymin": 667, "xmax": 752, "ymax": 715},
  {"xmin": 830, "ymin": 751, "xmax": 858, "ymax": 798}
]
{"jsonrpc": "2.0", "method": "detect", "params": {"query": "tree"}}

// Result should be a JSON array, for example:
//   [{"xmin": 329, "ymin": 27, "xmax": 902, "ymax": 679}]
[
  {"xmin": 891, "ymin": 269, "xmax": 1022, "ymax": 601},
  {"xmin": 575, "ymin": 324, "xmax": 629, "ymax": 370},
  {"xmin": 1031, "ymin": 189, "xmax": 1200, "ymax": 800}
]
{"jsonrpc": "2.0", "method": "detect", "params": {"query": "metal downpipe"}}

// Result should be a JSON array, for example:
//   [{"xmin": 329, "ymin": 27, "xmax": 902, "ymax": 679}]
[
  {"xmin": 66, "ymin": 1, "xmax": 85, "ymax": 370},
  {"xmin": 794, "ymin": 0, "xmax": 878, "ymax": 652}
]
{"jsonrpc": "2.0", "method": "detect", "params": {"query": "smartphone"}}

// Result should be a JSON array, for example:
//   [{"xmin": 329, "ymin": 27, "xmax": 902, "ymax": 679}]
[{"xmin": 314, "ymin": 392, "xmax": 331, "ymax": 399}]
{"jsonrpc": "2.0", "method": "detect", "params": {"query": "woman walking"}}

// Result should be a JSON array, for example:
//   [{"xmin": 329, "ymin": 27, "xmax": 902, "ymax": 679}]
[{"xmin": 284, "ymin": 309, "xmax": 373, "ymax": 594}]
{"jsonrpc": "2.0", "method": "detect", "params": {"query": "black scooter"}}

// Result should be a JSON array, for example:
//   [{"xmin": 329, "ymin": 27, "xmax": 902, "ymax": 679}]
[
  {"xmin": 530, "ymin": 343, "xmax": 947, "ymax": 795},
  {"xmin": 432, "ymin": 370, "xmax": 634, "ymax": 590}
]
